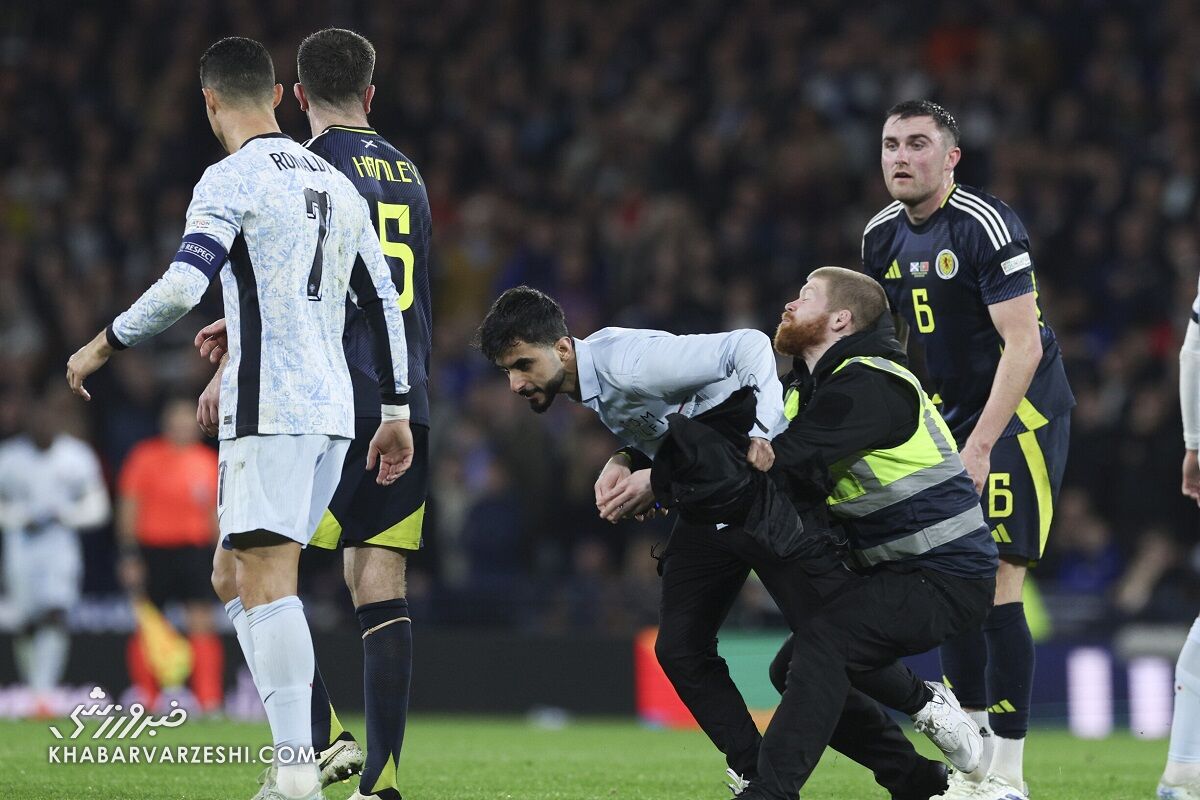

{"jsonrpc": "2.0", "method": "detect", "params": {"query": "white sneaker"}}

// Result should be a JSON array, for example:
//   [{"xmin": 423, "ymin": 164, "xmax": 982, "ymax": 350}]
[
  {"xmin": 726, "ymin": 768, "xmax": 751, "ymax": 795},
  {"xmin": 251, "ymin": 766, "xmax": 276, "ymax": 800},
  {"xmin": 250, "ymin": 767, "xmax": 326, "ymax": 800},
  {"xmin": 318, "ymin": 733, "xmax": 365, "ymax": 788},
  {"xmin": 943, "ymin": 770, "xmax": 986, "ymax": 799},
  {"xmin": 1160, "ymin": 781, "xmax": 1200, "ymax": 800},
  {"xmin": 911, "ymin": 682, "xmax": 983, "ymax": 774},
  {"xmin": 970, "ymin": 774, "xmax": 1028, "ymax": 800}
]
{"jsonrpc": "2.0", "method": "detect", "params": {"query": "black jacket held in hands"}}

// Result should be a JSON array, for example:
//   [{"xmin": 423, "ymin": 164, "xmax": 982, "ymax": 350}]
[
  {"xmin": 649, "ymin": 315, "xmax": 920, "ymax": 562},
  {"xmin": 649, "ymin": 386, "xmax": 842, "ymax": 562}
]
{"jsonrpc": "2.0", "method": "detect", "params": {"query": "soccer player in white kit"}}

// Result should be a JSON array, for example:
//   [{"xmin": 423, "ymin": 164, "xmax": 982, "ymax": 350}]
[
  {"xmin": 66, "ymin": 38, "xmax": 412, "ymax": 800},
  {"xmin": 0, "ymin": 390, "xmax": 109, "ymax": 716},
  {"xmin": 1163, "ymin": 278, "xmax": 1200, "ymax": 800}
]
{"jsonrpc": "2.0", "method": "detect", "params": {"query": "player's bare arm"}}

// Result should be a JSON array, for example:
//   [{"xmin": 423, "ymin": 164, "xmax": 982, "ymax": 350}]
[
  {"xmin": 66, "ymin": 330, "xmax": 116, "ymax": 401},
  {"xmin": 961, "ymin": 292, "xmax": 1042, "ymax": 493},
  {"xmin": 1183, "ymin": 450, "xmax": 1200, "ymax": 505}
]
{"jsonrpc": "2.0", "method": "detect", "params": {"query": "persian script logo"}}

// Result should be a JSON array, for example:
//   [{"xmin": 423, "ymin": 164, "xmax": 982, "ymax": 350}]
[{"xmin": 49, "ymin": 687, "xmax": 188, "ymax": 741}]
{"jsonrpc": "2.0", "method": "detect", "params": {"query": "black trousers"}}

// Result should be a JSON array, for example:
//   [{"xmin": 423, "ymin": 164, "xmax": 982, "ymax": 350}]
[
  {"xmin": 755, "ymin": 565, "xmax": 995, "ymax": 799},
  {"xmin": 654, "ymin": 520, "xmax": 939, "ymax": 796}
]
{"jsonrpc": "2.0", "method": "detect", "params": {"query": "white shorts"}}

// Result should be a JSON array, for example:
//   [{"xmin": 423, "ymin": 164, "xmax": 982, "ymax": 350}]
[
  {"xmin": 218, "ymin": 434, "xmax": 350, "ymax": 546},
  {"xmin": 3, "ymin": 527, "xmax": 82, "ymax": 620}
]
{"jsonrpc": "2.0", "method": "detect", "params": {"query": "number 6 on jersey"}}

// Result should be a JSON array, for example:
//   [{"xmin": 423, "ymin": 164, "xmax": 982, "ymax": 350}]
[{"xmin": 912, "ymin": 288, "xmax": 935, "ymax": 333}]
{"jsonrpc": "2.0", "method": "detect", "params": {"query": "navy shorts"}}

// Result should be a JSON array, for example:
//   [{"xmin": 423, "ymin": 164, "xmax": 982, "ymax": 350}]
[
  {"xmin": 309, "ymin": 419, "xmax": 429, "ymax": 551},
  {"xmin": 981, "ymin": 412, "xmax": 1070, "ymax": 566}
]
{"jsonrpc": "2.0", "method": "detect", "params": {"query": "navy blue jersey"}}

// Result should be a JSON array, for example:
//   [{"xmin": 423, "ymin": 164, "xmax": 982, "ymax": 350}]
[
  {"xmin": 861, "ymin": 184, "xmax": 1074, "ymax": 443},
  {"xmin": 306, "ymin": 125, "xmax": 432, "ymax": 425}
]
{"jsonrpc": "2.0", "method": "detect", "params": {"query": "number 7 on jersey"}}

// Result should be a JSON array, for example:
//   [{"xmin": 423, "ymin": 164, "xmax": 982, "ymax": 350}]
[{"xmin": 304, "ymin": 188, "xmax": 331, "ymax": 301}]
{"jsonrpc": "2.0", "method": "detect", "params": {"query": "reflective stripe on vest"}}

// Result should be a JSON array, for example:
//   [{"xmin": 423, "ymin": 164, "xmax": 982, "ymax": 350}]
[
  {"xmin": 826, "ymin": 356, "xmax": 962, "ymax": 518},
  {"xmin": 823, "ymin": 356, "xmax": 983, "ymax": 564},
  {"xmin": 850, "ymin": 505, "xmax": 985, "ymax": 568}
]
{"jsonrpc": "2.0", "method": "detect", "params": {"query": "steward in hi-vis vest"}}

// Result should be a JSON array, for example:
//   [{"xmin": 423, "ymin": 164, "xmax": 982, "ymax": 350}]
[
  {"xmin": 759, "ymin": 266, "xmax": 996, "ymax": 800},
  {"xmin": 775, "ymin": 319, "xmax": 997, "ymax": 579}
]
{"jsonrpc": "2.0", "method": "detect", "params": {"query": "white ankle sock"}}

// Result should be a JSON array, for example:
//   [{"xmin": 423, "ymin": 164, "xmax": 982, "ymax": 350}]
[
  {"xmin": 1165, "ymin": 617, "xmax": 1200, "ymax": 784},
  {"xmin": 276, "ymin": 762, "xmax": 320, "ymax": 798},
  {"xmin": 991, "ymin": 735, "xmax": 1024, "ymax": 788},
  {"xmin": 246, "ymin": 597, "xmax": 315, "ymax": 762},
  {"xmin": 960, "ymin": 710, "xmax": 992, "ymax": 782}
]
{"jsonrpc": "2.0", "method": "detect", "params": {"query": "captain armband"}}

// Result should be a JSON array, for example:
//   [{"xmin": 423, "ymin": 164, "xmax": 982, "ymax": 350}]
[{"xmin": 173, "ymin": 233, "xmax": 228, "ymax": 279}]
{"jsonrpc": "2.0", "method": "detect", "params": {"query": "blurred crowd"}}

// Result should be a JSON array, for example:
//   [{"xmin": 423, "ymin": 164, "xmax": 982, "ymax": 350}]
[{"xmin": 1, "ymin": 0, "xmax": 1199, "ymax": 636}]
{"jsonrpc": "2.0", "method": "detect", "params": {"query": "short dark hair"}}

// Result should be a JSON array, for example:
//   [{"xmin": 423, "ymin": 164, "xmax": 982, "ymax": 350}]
[
  {"xmin": 885, "ymin": 99, "xmax": 960, "ymax": 146},
  {"xmin": 474, "ymin": 286, "xmax": 570, "ymax": 363},
  {"xmin": 199, "ymin": 37, "xmax": 275, "ymax": 104},
  {"xmin": 808, "ymin": 266, "xmax": 889, "ymax": 332},
  {"xmin": 297, "ymin": 28, "xmax": 375, "ymax": 108}
]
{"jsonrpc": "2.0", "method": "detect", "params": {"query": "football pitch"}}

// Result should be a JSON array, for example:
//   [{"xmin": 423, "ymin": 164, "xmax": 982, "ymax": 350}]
[{"xmin": 0, "ymin": 715, "xmax": 1167, "ymax": 799}]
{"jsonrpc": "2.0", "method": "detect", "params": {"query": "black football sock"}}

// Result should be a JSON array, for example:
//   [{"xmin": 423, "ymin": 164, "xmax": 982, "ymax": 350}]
[
  {"xmin": 984, "ymin": 602, "xmax": 1033, "ymax": 739},
  {"xmin": 357, "ymin": 598, "xmax": 412, "ymax": 799}
]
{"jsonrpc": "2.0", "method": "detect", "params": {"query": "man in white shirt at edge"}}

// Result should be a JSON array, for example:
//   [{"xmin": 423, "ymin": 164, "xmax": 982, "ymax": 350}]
[
  {"xmin": 0, "ymin": 389, "xmax": 109, "ymax": 716},
  {"xmin": 66, "ymin": 37, "xmax": 412, "ymax": 800},
  {"xmin": 1161, "ymin": 279, "xmax": 1200, "ymax": 800}
]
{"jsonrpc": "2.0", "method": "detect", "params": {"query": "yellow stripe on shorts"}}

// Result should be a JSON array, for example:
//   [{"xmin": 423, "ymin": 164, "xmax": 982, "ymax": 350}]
[
  {"xmin": 309, "ymin": 509, "xmax": 344, "ymax": 550},
  {"xmin": 1015, "ymin": 396, "xmax": 1049, "ymax": 431},
  {"xmin": 1016, "ymin": 430, "xmax": 1053, "ymax": 557},
  {"xmin": 364, "ymin": 502, "xmax": 425, "ymax": 551}
]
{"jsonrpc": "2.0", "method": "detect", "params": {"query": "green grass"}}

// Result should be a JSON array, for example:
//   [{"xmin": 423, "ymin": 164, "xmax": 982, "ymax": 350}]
[{"xmin": 0, "ymin": 715, "xmax": 1169, "ymax": 799}]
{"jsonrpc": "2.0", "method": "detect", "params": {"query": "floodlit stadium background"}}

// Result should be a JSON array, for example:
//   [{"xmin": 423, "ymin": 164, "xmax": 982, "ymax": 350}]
[{"xmin": 0, "ymin": 0, "xmax": 1196, "ymax": 741}]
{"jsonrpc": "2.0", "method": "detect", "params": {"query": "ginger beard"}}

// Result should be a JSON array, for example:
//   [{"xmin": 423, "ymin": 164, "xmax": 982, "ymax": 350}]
[{"xmin": 773, "ymin": 313, "xmax": 828, "ymax": 358}]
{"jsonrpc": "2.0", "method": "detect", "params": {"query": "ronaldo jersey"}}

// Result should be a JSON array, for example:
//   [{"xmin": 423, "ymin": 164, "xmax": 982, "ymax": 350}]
[
  {"xmin": 109, "ymin": 134, "xmax": 409, "ymax": 440},
  {"xmin": 860, "ymin": 183, "xmax": 1074, "ymax": 443},
  {"xmin": 305, "ymin": 125, "xmax": 433, "ymax": 426}
]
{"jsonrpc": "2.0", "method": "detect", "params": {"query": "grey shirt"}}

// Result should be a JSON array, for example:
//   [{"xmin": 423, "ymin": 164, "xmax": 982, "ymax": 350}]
[{"xmin": 575, "ymin": 326, "xmax": 787, "ymax": 458}]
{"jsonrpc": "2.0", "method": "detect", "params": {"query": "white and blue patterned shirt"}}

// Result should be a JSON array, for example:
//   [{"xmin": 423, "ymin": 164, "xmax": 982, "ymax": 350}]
[
  {"xmin": 109, "ymin": 134, "xmax": 409, "ymax": 440},
  {"xmin": 574, "ymin": 327, "xmax": 787, "ymax": 457}
]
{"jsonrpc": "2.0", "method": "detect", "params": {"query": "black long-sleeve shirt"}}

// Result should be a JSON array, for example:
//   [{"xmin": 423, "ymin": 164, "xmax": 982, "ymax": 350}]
[{"xmin": 769, "ymin": 329, "xmax": 919, "ymax": 502}]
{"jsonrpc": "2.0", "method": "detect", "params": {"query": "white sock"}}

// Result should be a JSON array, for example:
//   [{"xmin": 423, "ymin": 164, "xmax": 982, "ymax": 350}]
[
  {"xmin": 1165, "ymin": 617, "xmax": 1200, "ymax": 785},
  {"xmin": 960, "ymin": 710, "xmax": 992, "ymax": 783},
  {"xmin": 224, "ymin": 597, "xmax": 258, "ymax": 685},
  {"xmin": 246, "ymin": 595, "xmax": 316, "ymax": 798},
  {"xmin": 991, "ymin": 735, "xmax": 1025, "ymax": 788},
  {"xmin": 276, "ymin": 762, "xmax": 320, "ymax": 798},
  {"xmin": 29, "ymin": 626, "xmax": 69, "ymax": 693}
]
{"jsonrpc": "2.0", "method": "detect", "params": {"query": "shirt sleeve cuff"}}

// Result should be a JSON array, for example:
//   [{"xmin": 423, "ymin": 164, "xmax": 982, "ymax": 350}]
[
  {"xmin": 105, "ymin": 324, "xmax": 129, "ymax": 351},
  {"xmin": 615, "ymin": 447, "xmax": 653, "ymax": 472}
]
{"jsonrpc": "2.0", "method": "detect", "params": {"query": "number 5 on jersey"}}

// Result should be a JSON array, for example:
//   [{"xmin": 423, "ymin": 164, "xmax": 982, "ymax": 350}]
[
  {"xmin": 377, "ymin": 201, "xmax": 415, "ymax": 312},
  {"xmin": 912, "ymin": 288, "xmax": 935, "ymax": 333}
]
